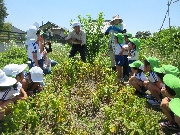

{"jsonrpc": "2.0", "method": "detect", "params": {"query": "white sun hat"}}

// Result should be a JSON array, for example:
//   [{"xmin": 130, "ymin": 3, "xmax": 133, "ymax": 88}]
[
  {"xmin": 33, "ymin": 22, "xmax": 39, "ymax": 29},
  {"xmin": 29, "ymin": 66, "xmax": 43, "ymax": 82},
  {"xmin": 72, "ymin": 22, "xmax": 81, "ymax": 27},
  {"xmin": 3, "ymin": 64, "xmax": 27, "ymax": 77},
  {"xmin": 26, "ymin": 25, "xmax": 38, "ymax": 41},
  {"xmin": 0, "ymin": 69, "xmax": 17, "ymax": 86}
]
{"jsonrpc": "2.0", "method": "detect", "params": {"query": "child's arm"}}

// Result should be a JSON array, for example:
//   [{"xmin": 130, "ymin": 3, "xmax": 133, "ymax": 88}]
[
  {"xmin": 20, "ymin": 88, "xmax": 27, "ymax": 100},
  {"xmin": 119, "ymin": 46, "xmax": 125, "ymax": 55}
]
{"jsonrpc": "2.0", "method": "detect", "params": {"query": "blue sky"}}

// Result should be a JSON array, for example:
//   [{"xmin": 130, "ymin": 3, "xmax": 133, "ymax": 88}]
[{"xmin": 4, "ymin": 0, "xmax": 180, "ymax": 36}]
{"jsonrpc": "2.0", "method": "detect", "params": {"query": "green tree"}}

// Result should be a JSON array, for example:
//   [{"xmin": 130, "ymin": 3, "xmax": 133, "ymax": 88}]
[{"xmin": 0, "ymin": 0, "xmax": 8, "ymax": 29}]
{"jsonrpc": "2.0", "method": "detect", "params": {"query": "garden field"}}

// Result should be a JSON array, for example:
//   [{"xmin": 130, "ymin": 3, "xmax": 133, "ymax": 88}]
[{"xmin": 0, "ymin": 14, "xmax": 179, "ymax": 134}]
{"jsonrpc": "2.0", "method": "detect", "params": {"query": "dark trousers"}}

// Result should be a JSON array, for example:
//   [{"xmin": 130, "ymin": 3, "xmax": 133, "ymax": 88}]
[
  {"xmin": 123, "ymin": 55, "xmax": 129, "ymax": 77},
  {"xmin": 69, "ymin": 44, "xmax": 86, "ymax": 62}
]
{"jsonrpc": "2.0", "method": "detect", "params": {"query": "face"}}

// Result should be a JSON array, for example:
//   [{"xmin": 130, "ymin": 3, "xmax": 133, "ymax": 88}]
[
  {"xmin": 131, "ymin": 68, "xmax": 137, "ymax": 74},
  {"xmin": 144, "ymin": 65, "xmax": 151, "ymax": 72},
  {"xmin": 128, "ymin": 42, "xmax": 133, "ymax": 49},
  {"xmin": 125, "ymin": 37, "xmax": 129, "ymax": 43},
  {"xmin": 114, "ymin": 19, "xmax": 120, "ymax": 25},
  {"xmin": 74, "ymin": 26, "xmax": 80, "ymax": 32},
  {"xmin": 16, "ymin": 72, "xmax": 24, "ymax": 81}
]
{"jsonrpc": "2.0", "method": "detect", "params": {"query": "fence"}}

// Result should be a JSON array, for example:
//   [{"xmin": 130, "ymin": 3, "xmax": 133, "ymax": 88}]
[{"xmin": 0, "ymin": 30, "xmax": 26, "ymax": 43}]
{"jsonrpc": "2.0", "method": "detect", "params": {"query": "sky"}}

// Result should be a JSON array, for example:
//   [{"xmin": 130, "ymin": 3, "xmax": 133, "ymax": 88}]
[{"xmin": 4, "ymin": 0, "xmax": 180, "ymax": 36}]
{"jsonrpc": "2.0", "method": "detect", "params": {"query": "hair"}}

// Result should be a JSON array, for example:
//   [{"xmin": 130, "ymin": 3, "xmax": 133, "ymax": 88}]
[
  {"xmin": 0, "ymin": 86, "xmax": 11, "ymax": 92},
  {"xmin": 131, "ymin": 42, "xmax": 136, "ymax": 50},
  {"xmin": 16, "ymin": 72, "xmax": 23, "ymax": 79},
  {"xmin": 36, "ymin": 29, "xmax": 41, "ymax": 35},
  {"xmin": 144, "ymin": 60, "xmax": 150, "ymax": 67},
  {"xmin": 132, "ymin": 67, "xmax": 143, "ymax": 73},
  {"xmin": 165, "ymin": 84, "xmax": 176, "ymax": 96},
  {"xmin": 156, "ymin": 72, "xmax": 165, "ymax": 82}
]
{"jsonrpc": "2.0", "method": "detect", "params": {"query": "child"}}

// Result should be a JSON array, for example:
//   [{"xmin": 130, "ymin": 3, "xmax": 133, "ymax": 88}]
[
  {"xmin": 153, "ymin": 65, "xmax": 180, "ymax": 97},
  {"xmin": 105, "ymin": 15, "xmax": 126, "ymax": 71},
  {"xmin": 21, "ymin": 66, "xmax": 44, "ymax": 96},
  {"xmin": 143, "ymin": 56, "xmax": 162, "ymax": 105},
  {"xmin": 159, "ymin": 74, "xmax": 180, "ymax": 131},
  {"xmin": 114, "ymin": 33, "xmax": 125, "ymax": 82},
  {"xmin": 128, "ymin": 38, "xmax": 140, "ymax": 76},
  {"xmin": 26, "ymin": 25, "xmax": 43, "ymax": 69},
  {"xmin": 43, "ymin": 51, "xmax": 52, "ymax": 75},
  {"xmin": 0, "ymin": 69, "xmax": 18, "ymax": 120},
  {"xmin": 3, "ymin": 64, "xmax": 28, "ymax": 102},
  {"xmin": 169, "ymin": 98, "xmax": 180, "ymax": 134},
  {"xmin": 123, "ymin": 32, "xmax": 132, "ymax": 81},
  {"xmin": 128, "ymin": 60, "xmax": 148, "ymax": 95}
]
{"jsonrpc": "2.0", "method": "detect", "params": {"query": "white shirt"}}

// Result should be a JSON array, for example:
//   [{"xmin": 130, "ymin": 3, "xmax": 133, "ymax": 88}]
[
  {"xmin": 148, "ymin": 72, "xmax": 158, "ymax": 82},
  {"xmin": 66, "ymin": 30, "xmax": 86, "ymax": 45},
  {"xmin": 128, "ymin": 49, "xmax": 138, "ymax": 61},
  {"xmin": 135, "ymin": 72, "xmax": 148, "ymax": 82},
  {"xmin": 0, "ymin": 86, "xmax": 20, "ymax": 101},
  {"xmin": 115, "ymin": 44, "xmax": 123, "ymax": 55},
  {"xmin": 27, "ymin": 42, "xmax": 42, "ymax": 61},
  {"xmin": 122, "ymin": 44, "xmax": 128, "ymax": 55}
]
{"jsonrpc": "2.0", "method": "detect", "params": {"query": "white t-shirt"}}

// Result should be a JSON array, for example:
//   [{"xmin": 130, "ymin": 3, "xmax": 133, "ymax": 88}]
[
  {"xmin": 115, "ymin": 44, "xmax": 123, "ymax": 55},
  {"xmin": 148, "ymin": 72, "xmax": 158, "ymax": 83},
  {"xmin": 128, "ymin": 49, "xmax": 138, "ymax": 61},
  {"xmin": 135, "ymin": 72, "xmax": 148, "ymax": 82},
  {"xmin": 0, "ymin": 86, "xmax": 20, "ymax": 101},
  {"xmin": 122, "ymin": 44, "xmax": 128, "ymax": 55},
  {"xmin": 28, "ymin": 42, "xmax": 42, "ymax": 61}
]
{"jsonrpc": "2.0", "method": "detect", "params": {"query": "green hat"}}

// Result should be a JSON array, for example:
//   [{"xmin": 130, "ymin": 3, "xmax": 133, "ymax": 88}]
[
  {"xmin": 114, "ymin": 33, "xmax": 124, "ymax": 44},
  {"xmin": 128, "ymin": 38, "xmax": 141, "ymax": 51},
  {"xmin": 163, "ymin": 74, "xmax": 180, "ymax": 97},
  {"xmin": 154, "ymin": 65, "xmax": 179, "ymax": 76},
  {"xmin": 129, "ymin": 60, "xmax": 143, "ymax": 69},
  {"xmin": 144, "ymin": 56, "xmax": 160, "ymax": 71},
  {"xmin": 169, "ymin": 98, "xmax": 180, "ymax": 117},
  {"xmin": 124, "ymin": 32, "xmax": 132, "ymax": 38}
]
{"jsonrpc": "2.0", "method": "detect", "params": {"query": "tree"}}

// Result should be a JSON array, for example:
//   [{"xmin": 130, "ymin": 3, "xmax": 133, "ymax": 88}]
[
  {"xmin": 0, "ymin": 0, "xmax": 8, "ymax": 29},
  {"xmin": 135, "ymin": 31, "xmax": 151, "ymax": 39}
]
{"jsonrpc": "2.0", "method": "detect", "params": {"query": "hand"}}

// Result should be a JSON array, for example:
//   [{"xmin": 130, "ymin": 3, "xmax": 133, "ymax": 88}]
[
  {"xmin": 21, "ymin": 97, "xmax": 26, "ymax": 100},
  {"xmin": 160, "ymin": 97, "xmax": 169, "ymax": 108}
]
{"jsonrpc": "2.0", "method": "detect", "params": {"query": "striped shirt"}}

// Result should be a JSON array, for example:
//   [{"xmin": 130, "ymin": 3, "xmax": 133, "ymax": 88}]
[{"xmin": 148, "ymin": 72, "xmax": 158, "ymax": 83}]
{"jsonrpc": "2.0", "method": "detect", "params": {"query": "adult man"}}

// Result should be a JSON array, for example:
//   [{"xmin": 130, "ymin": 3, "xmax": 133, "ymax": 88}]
[
  {"xmin": 66, "ymin": 22, "xmax": 86, "ymax": 62},
  {"xmin": 105, "ymin": 15, "xmax": 126, "ymax": 71}
]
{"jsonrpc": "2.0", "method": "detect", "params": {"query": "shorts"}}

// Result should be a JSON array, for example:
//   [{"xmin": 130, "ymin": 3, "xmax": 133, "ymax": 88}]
[
  {"xmin": 115, "ymin": 55, "xmax": 124, "ymax": 66},
  {"xmin": 28, "ymin": 58, "xmax": 43, "ymax": 70}
]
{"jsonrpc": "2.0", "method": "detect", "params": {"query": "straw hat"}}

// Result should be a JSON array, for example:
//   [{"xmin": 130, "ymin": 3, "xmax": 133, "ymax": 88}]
[{"xmin": 110, "ymin": 15, "xmax": 123, "ymax": 25}]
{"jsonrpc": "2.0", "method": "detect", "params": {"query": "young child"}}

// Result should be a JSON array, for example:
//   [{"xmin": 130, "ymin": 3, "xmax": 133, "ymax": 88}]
[
  {"xmin": 153, "ymin": 65, "xmax": 180, "ymax": 97},
  {"xmin": 169, "ymin": 98, "xmax": 180, "ymax": 134},
  {"xmin": 143, "ymin": 56, "xmax": 162, "ymax": 105},
  {"xmin": 123, "ymin": 32, "xmax": 132, "ymax": 81},
  {"xmin": 26, "ymin": 24, "xmax": 43, "ymax": 69},
  {"xmin": 128, "ymin": 60, "xmax": 148, "ymax": 95},
  {"xmin": 21, "ymin": 66, "xmax": 44, "ymax": 96},
  {"xmin": 43, "ymin": 51, "xmax": 52, "ymax": 75},
  {"xmin": 3, "ymin": 64, "xmax": 28, "ymax": 102},
  {"xmin": 128, "ymin": 38, "xmax": 140, "ymax": 76},
  {"xmin": 159, "ymin": 74, "xmax": 180, "ymax": 131},
  {"xmin": 114, "ymin": 33, "xmax": 125, "ymax": 82},
  {"xmin": 105, "ymin": 15, "xmax": 126, "ymax": 71},
  {"xmin": 0, "ymin": 69, "xmax": 18, "ymax": 120}
]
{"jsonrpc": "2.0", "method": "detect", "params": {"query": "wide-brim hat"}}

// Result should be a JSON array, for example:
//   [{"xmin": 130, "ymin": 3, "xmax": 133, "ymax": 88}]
[
  {"xmin": 0, "ymin": 69, "xmax": 16, "ymax": 86},
  {"xmin": 169, "ymin": 98, "xmax": 180, "ymax": 117},
  {"xmin": 114, "ymin": 33, "xmax": 124, "ymax": 44},
  {"xmin": 72, "ymin": 22, "xmax": 81, "ymax": 27},
  {"xmin": 129, "ymin": 60, "xmax": 143, "ymax": 69},
  {"xmin": 124, "ymin": 32, "xmax": 132, "ymax": 38},
  {"xmin": 110, "ymin": 15, "xmax": 123, "ymax": 25},
  {"xmin": 144, "ymin": 56, "xmax": 160, "ymax": 71},
  {"xmin": 29, "ymin": 66, "xmax": 43, "ymax": 82},
  {"xmin": 129, "ymin": 38, "xmax": 141, "ymax": 51},
  {"xmin": 163, "ymin": 74, "xmax": 180, "ymax": 98},
  {"xmin": 26, "ymin": 26, "xmax": 38, "ymax": 41},
  {"xmin": 3, "ymin": 64, "xmax": 27, "ymax": 77}
]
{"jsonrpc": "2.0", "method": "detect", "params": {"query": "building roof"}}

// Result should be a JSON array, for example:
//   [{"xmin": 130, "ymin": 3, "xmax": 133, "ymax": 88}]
[
  {"xmin": 11, "ymin": 26, "xmax": 26, "ymax": 33},
  {"xmin": 40, "ymin": 21, "xmax": 68, "ymax": 31}
]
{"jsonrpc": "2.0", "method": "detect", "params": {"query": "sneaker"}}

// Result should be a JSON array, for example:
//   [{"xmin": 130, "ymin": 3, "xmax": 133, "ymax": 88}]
[
  {"xmin": 145, "ymin": 94, "xmax": 154, "ymax": 99},
  {"xmin": 159, "ymin": 121, "xmax": 180, "ymax": 131},
  {"xmin": 120, "ymin": 78, "xmax": 124, "ymax": 83},
  {"xmin": 147, "ymin": 99, "xmax": 161, "ymax": 105}
]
